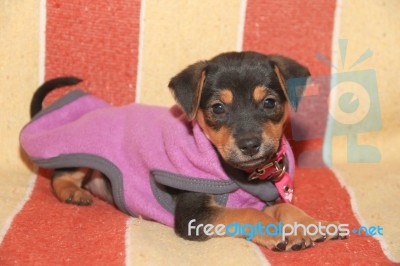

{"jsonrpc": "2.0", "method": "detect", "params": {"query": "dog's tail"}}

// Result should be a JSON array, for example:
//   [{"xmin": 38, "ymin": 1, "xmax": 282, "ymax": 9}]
[{"xmin": 30, "ymin": 76, "xmax": 83, "ymax": 118}]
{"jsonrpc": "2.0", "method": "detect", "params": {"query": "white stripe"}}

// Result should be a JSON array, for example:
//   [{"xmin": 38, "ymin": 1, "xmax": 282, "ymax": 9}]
[
  {"xmin": 0, "ymin": 174, "xmax": 37, "ymax": 245},
  {"xmin": 38, "ymin": 0, "xmax": 46, "ymax": 84},
  {"xmin": 135, "ymin": 0, "xmax": 146, "ymax": 103},
  {"xmin": 324, "ymin": 0, "xmax": 399, "ymax": 262},
  {"xmin": 124, "ymin": 217, "xmax": 139, "ymax": 266},
  {"xmin": 330, "ymin": 0, "xmax": 342, "ymax": 75},
  {"xmin": 249, "ymin": 242, "xmax": 271, "ymax": 266},
  {"xmin": 322, "ymin": 0, "xmax": 343, "ymax": 163},
  {"xmin": 236, "ymin": 0, "xmax": 248, "ymax": 51}
]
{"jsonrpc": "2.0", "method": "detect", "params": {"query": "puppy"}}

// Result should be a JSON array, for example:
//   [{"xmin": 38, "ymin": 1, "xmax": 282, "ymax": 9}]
[{"xmin": 22, "ymin": 51, "xmax": 345, "ymax": 251}]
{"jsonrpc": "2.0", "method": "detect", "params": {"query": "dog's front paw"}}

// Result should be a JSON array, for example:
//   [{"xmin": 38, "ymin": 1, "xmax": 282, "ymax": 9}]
[{"xmin": 263, "ymin": 204, "xmax": 348, "ymax": 251}]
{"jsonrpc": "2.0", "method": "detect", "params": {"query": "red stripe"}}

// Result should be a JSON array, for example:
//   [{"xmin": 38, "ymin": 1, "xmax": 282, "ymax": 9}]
[
  {"xmin": 0, "ymin": 176, "xmax": 128, "ymax": 265},
  {"xmin": 243, "ymin": 0, "xmax": 333, "ymax": 76},
  {"xmin": 243, "ymin": 1, "xmax": 392, "ymax": 264},
  {"xmin": 45, "ymin": 0, "xmax": 141, "ymax": 105}
]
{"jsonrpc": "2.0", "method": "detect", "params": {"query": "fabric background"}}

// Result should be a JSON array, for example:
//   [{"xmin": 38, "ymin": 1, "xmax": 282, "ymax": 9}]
[{"xmin": 1, "ymin": 0, "xmax": 399, "ymax": 265}]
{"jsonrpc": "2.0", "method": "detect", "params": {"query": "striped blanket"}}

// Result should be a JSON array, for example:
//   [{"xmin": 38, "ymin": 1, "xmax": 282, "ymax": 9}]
[{"xmin": 1, "ymin": 0, "xmax": 399, "ymax": 265}]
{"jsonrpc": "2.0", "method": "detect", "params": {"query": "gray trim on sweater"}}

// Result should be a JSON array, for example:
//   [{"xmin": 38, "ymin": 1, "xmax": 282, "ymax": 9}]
[{"xmin": 150, "ymin": 169, "xmax": 235, "ymax": 213}]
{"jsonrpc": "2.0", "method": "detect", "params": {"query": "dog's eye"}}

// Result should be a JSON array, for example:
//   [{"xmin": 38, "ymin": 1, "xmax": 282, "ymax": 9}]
[
  {"xmin": 211, "ymin": 103, "xmax": 226, "ymax": 114},
  {"xmin": 263, "ymin": 98, "xmax": 276, "ymax": 109}
]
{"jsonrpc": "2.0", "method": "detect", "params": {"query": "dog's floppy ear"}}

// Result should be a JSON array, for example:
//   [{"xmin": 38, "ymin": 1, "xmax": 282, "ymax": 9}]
[
  {"xmin": 269, "ymin": 55, "xmax": 311, "ymax": 111},
  {"xmin": 168, "ymin": 61, "xmax": 208, "ymax": 120}
]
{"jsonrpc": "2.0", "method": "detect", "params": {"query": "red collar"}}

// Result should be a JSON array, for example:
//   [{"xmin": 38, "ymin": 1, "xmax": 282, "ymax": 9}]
[
  {"xmin": 245, "ymin": 139, "xmax": 288, "ymax": 182},
  {"xmin": 244, "ymin": 137, "xmax": 294, "ymax": 203}
]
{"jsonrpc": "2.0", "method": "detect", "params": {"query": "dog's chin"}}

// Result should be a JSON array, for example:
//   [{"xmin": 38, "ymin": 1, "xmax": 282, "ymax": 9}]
[{"xmin": 227, "ymin": 153, "xmax": 275, "ymax": 170}]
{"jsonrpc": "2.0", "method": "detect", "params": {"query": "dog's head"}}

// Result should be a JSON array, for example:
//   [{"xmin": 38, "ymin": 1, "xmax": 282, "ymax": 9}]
[{"xmin": 169, "ymin": 51, "xmax": 310, "ymax": 170}]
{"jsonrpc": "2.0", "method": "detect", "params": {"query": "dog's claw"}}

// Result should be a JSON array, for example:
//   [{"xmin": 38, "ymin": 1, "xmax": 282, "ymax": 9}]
[
  {"xmin": 330, "ymin": 234, "xmax": 339, "ymax": 240},
  {"xmin": 291, "ymin": 240, "xmax": 306, "ymax": 251},
  {"xmin": 80, "ymin": 199, "xmax": 92, "ymax": 206},
  {"xmin": 305, "ymin": 240, "xmax": 314, "ymax": 248},
  {"xmin": 315, "ymin": 235, "xmax": 326, "ymax": 242},
  {"xmin": 274, "ymin": 240, "xmax": 287, "ymax": 251},
  {"xmin": 291, "ymin": 244, "xmax": 302, "ymax": 251},
  {"xmin": 77, "ymin": 201, "xmax": 86, "ymax": 206},
  {"xmin": 331, "ymin": 234, "xmax": 347, "ymax": 240}
]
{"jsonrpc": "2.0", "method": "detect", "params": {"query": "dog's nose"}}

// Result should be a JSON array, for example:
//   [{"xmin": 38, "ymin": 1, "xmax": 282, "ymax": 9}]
[{"xmin": 237, "ymin": 138, "xmax": 261, "ymax": 156}]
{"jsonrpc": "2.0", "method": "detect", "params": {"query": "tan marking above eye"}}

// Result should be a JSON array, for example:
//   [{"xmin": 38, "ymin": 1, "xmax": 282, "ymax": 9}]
[
  {"xmin": 253, "ymin": 86, "xmax": 268, "ymax": 102},
  {"xmin": 219, "ymin": 89, "xmax": 233, "ymax": 104}
]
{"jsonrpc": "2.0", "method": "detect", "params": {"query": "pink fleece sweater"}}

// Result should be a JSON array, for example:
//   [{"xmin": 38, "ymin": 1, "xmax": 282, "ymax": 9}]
[{"xmin": 20, "ymin": 91, "xmax": 295, "ymax": 226}]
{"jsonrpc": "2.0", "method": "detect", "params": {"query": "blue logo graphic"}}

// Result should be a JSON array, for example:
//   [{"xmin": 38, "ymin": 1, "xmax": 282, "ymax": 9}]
[
  {"xmin": 351, "ymin": 225, "xmax": 383, "ymax": 236},
  {"xmin": 288, "ymin": 39, "xmax": 382, "ymax": 167}
]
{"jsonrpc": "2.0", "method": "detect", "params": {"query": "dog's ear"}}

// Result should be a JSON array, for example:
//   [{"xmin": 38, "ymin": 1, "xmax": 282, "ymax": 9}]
[
  {"xmin": 268, "ymin": 55, "xmax": 311, "ymax": 111},
  {"xmin": 168, "ymin": 61, "xmax": 208, "ymax": 120}
]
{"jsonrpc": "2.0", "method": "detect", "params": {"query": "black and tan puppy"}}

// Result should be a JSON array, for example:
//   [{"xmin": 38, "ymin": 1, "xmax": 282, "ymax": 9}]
[{"xmin": 27, "ymin": 51, "xmax": 345, "ymax": 251}]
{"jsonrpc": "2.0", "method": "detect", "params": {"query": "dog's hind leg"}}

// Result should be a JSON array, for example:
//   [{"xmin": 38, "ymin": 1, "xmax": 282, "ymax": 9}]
[
  {"xmin": 51, "ymin": 167, "xmax": 93, "ymax": 205},
  {"xmin": 83, "ymin": 170, "xmax": 114, "ymax": 204}
]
